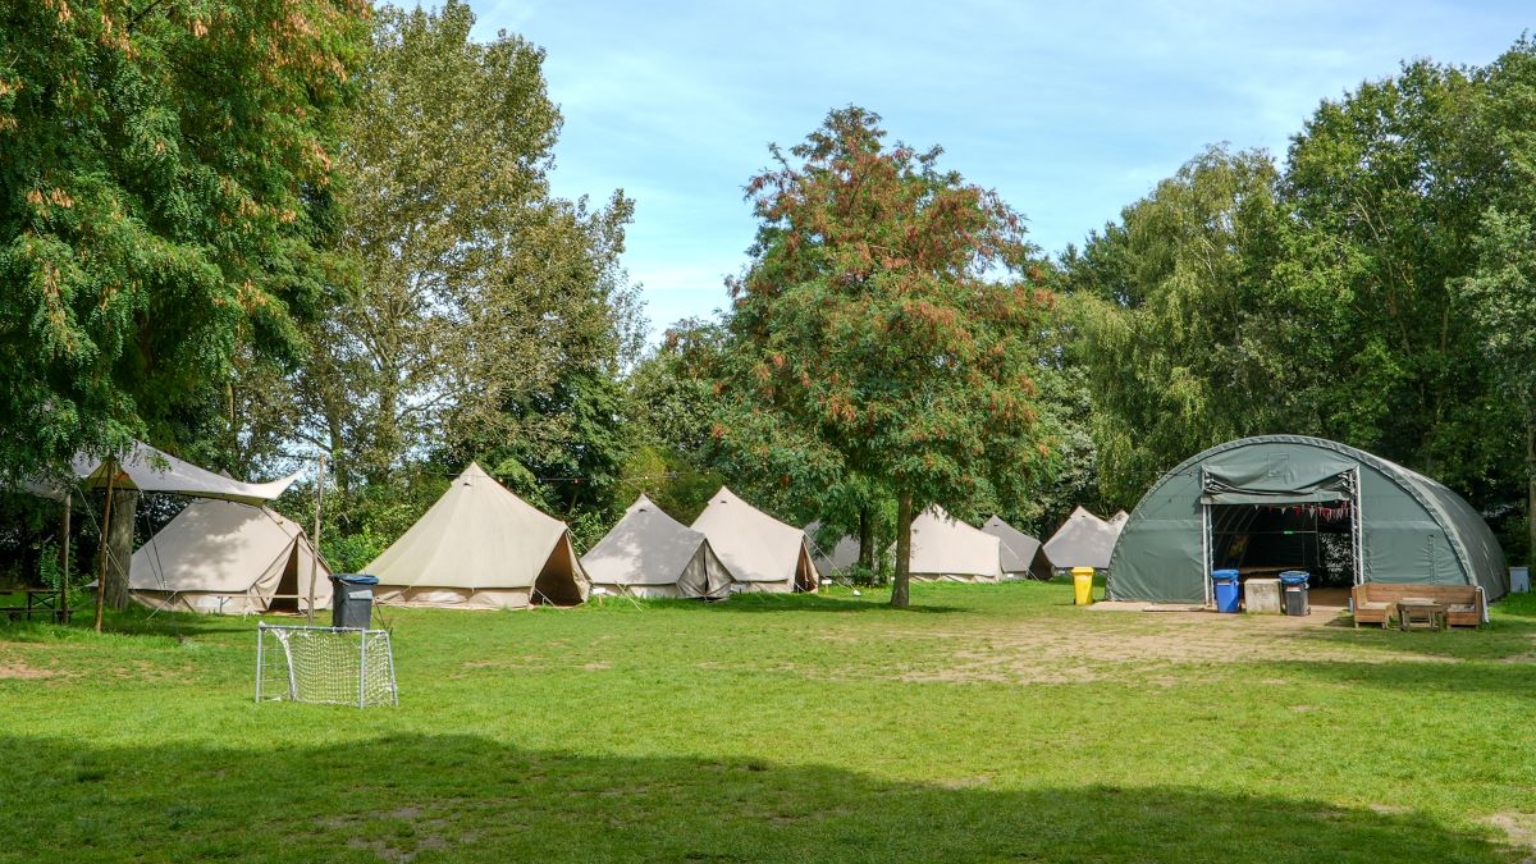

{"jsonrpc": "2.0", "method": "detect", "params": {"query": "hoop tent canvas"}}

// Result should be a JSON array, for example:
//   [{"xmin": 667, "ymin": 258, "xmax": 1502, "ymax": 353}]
[
  {"xmin": 691, "ymin": 487, "xmax": 818, "ymax": 593},
  {"xmin": 907, "ymin": 506, "xmax": 1003, "ymax": 582},
  {"xmin": 367, "ymin": 463, "xmax": 589, "ymax": 609},
  {"xmin": 582, "ymin": 495, "xmax": 735, "ymax": 599},
  {"xmin": 981, "ymin": 515, "xmax": 1052, "ymax": 580},
  {"xmin": 129, "ymin": 499, "xmax": 331, "ymax": 615},
  {"xmin": 1109, "ymin": 435, "xmax": 1507, "ymax": 604}
]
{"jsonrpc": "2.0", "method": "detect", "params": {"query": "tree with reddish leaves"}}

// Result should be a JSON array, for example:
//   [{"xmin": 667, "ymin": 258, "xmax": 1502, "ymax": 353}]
[{"xmin": 722, "ymin": 106, "xmax": 1053, "ymax": 607}]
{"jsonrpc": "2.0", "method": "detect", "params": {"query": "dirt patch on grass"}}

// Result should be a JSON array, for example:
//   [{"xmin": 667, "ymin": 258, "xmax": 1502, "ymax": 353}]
[
  {"xmin": 0, "ymin": 660, "xmax": 59, "ymax": 679},
  {"xmin": 1487, "ymin": 812, "xmax": 1536, "ymax": 858},
  {"xmin": 817, "ymin": 609, "xmax": 1460, "ymax": 685}
]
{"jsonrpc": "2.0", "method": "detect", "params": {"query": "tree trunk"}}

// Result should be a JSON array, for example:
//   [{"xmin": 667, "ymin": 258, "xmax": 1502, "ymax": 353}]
[
  {"xmin": 1528, "ymin": 422, "xmax": 1535, "ymax": 571},
  {"xmin": 103, "ymin": 488, "xmax": 139, "ymax": 611},
  {"xmin": 890, "ymin": 492, "xmax": 914, "ymax": 608},
  {"xmin": 857, "ymin": 506, "xmax": 875, "ymax": 575}
]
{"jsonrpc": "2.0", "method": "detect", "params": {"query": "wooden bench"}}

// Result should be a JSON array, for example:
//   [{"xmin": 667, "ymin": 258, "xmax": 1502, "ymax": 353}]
[{"xmin": 1350, "ymin": 583, "xmax": 1484, "ymax": 629}]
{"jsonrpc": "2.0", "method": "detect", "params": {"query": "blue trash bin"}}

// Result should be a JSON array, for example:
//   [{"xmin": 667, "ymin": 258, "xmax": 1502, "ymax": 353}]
[
  {"xmin": 1279, "ymin": 570, "xmax": 1310, "ymax": 616},
  {"xmin": 331, "ymin": 574, "xmax": 379, "ymax": 629},
  {"xmin": 1212, "ymin": 568, "xmax": 1241, "ymax": 613}
]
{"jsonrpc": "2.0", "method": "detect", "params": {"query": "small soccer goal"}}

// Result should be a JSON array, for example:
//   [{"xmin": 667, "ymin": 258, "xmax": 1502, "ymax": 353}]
[{"xmin": 256, "ymin": 623, "xmax": 399, "ymax": 708}]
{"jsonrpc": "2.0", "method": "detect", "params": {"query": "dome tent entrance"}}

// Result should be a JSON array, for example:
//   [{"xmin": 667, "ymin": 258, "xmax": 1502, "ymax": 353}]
[{"xmin": 1109, "ymin": 435, "xmax": 1507, "ymax": 605}]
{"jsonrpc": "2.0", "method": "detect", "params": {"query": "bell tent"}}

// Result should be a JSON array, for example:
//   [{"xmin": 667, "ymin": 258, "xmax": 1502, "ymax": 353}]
[
  {"xmin": 1109, "ymin": 435, "xmax": 1507, "ymax": 604},
  {"xmin": 582, "ymin": 495, "xmax": 735, "ymax": 600},
  {"xmin": 1043, "ymin": 506, "xmax": 1119, "ymax": 571},
  {"xmin": 128, "ymin": 499, "xmax": 330, "ymax": 615},
  {"xmin": 981, "ymin": 516, "xmax": 1052, "ymax": 580},
  {"xmin": 906, "ymin": 506, "xmax": 1003, "ymax": 582},
  {"xmin": 367, "ymin": 463, "xmax": 589, "ymax": 609},
  {"xmin": 691, "ymin": 487, "xmax": 819, "ymax": 593},
  {"xmin": 805, "ymin": 521, "xmax": 862, "ymax": 577}
]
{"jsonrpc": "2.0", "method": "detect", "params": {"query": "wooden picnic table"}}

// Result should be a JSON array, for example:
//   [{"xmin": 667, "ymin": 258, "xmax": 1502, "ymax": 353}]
[{"xmin": 1396, "ymin": 597, "xmax": 1446, "ymax": 631}]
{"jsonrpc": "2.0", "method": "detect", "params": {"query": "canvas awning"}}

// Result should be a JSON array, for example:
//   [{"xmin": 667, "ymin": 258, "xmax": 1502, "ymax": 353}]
[{"xmin": 29, "ymin": 440, "xmax": 300, "ymax": 504}]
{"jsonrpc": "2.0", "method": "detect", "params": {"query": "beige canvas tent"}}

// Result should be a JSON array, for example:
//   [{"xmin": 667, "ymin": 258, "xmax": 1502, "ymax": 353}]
[
  {"xmin": 805, "ymin": 521, "xmax": 862, "ymax": 576},
  {"xmin": 582, "ymin": 495, "xmax": 734, "ymax": 599},
  {"xmin": 367, "ymin": 463, "xmax": 589, "ymax": 609},
  {"xmin": 1043, "ymin": 506, "xmax": 1119, "ymax": 570},
  {"xmin": 906, "ymin": 506, "xmax": 1003, "ymax": 582},
  {"xmin": 981, "ymin": 515, "xmax": 1052, "ymax": 580},
  {"xmin": 128, "ymin": 499, "xmax": 330, "ymax": 614},
  {"xmin": 691, "ymin": 487, "xmax": 818, "ymax": 593}
]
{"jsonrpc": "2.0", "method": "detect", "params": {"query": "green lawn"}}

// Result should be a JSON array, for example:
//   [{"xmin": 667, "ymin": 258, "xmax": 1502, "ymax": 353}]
[{"xmin": 3, "ymin": 582, "xmax": 1535, "ymax": 863}]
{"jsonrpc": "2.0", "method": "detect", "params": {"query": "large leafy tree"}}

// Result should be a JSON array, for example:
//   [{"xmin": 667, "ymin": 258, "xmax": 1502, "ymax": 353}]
[
  {"xmin": 1278, "ymin": 58, "xmax": 1515, "ymax": 491},
  {"xmin": 0, "ymin": 0, "xmax": 368, "ymax": 480},
  {"xmin": 1063, "ymin": 146, "xmax": 1284, "ymax": 504},
  {"xmin": 722, "ymin": 107, "xmax": 1051, "ymax": 607},
  {"xmin": 1457, "ymin": 38, "xmax": 1536, "ymax": 566},
  {"xmin": 292, "ymin": 1, "xmax": 636, "ymax": 508}
]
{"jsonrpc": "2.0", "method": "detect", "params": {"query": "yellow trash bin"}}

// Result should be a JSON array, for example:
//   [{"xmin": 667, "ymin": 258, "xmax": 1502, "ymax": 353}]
[{"xmin": 1072, "ymin": 567, "xmax": 1096, "ymax": 606}]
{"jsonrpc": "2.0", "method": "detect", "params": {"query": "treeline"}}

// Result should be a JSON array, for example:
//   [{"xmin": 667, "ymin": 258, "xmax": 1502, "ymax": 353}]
[{"xmin": 2, "ymin": 3, "xmax": 1532, "ymax": 597}]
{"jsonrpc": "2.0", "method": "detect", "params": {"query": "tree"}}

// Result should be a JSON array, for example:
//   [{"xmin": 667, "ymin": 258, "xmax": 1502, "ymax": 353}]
[
  {"xmin": 1278, "ymin": 58, "xmax": 1515, "ymax": 493},
  {"xmin": 0, "ymin": 0, "xmax": 368, "ymax": 482},
  {"xmin": 722, "ymin": 107, "xmax": 1051, "ymax": 607},
  {"xmin": 1063, "ymin": 146, "xmax": 1285, "ymax": 504},
  {"xmin": 1457, "ymin": 37, "xmax": 1536, "ymax": 567},
  {"xmin": 293, "ymin": 1, "xmax": 636, "ymax": 512}
]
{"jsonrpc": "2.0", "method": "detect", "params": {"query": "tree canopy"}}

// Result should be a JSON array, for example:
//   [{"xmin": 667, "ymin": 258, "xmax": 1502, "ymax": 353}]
[
  {"xmin": 0, "ymin": 0, "xmax": 369, "ymax": 481},
  {"xmin": 718, "ymin": 107, "xmax": 1053, "ymax": 605}
]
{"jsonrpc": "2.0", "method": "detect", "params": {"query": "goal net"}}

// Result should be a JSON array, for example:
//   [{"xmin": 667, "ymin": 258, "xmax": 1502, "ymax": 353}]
[{"xmin": 256, "ymin": 624, "xmax": 398, "ymax": 708}]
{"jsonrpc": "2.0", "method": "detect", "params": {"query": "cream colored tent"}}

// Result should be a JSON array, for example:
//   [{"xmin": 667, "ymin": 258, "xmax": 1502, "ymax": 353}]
[
  {"xmin": 367, "ymin": 463, "xmax": 589, "ymax": 609},
  {"xmin": 582, "ymin": 495, "xmax": 734, "ymax": 599},
  {"xmin": 907, "ymin": 506, "xmax": 1003, "ymax": 582},
  {"xmin": 981, "ymin": 515, "xmax": 1052, "ymax": 580},
  {"xmin": 128, "ymin": 499, "xmax": 331, "ymax": 614},
  {"xmin": 805, "ymin": 521, "xmax": 861, "ymax": 576},
  {"xmin": 690, "ymin": 487, "xmax": 818, "ymax": 593},
  {"xmin": 1043, "ymin": 506, "xmax": 1119, "ymax": 570}
]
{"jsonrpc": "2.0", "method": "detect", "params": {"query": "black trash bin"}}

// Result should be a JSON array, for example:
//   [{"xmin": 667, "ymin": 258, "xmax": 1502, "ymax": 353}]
[
  {"xmin": 331, "ymin": 574, "xmax": 379, "ymax": 629},
  {"xmin": 1279, "ymin": 570, "xmax": 1310, "ymax": 617}
]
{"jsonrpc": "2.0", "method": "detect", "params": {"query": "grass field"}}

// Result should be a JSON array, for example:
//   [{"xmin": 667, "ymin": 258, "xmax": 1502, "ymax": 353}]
[{"xmin": 3, "ymin": 582, "xmax": 1535, "ymax": 863}]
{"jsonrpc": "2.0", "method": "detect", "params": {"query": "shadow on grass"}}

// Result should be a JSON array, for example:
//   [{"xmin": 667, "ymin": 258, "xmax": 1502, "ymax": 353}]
[
  {"xmin": 0, "ymin": 732, "xmax": 1517, "ymax": 864},
  {"xmin": 0, "ymin": 603, "xmax": 254, "ymax": 643}
]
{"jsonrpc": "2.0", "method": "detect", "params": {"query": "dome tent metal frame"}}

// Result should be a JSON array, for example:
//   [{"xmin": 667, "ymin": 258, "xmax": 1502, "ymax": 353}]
[{"xmin": 1109, "ymin": 435, "xmax": 1506, "ymax": 606}]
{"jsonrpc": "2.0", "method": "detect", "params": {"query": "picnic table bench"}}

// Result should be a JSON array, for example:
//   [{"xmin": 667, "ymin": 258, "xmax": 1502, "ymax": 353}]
[
  {"xmin": 1350, "ymin": 583, "xmax": 1483, "ymax": 629},
  {"xmin": 0, "ymin": 589, "xmax": 70, "ymax": 623}
]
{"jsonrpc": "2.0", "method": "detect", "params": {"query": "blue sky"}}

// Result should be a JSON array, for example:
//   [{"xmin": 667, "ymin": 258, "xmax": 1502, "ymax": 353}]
[{"xmin": 465, "ymin": 1, "xmax": 1532, "ymax": 338}]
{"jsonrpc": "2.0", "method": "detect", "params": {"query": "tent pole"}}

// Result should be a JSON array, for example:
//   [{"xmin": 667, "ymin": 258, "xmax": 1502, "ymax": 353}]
[
  {"xmin": 92, "ymin": 463, "xmax": 117, "ymax": 633},
  {"xmin": 60, "ymin": 490, "xmax": 71, "ymax": 624},
  {"xmin": 307, "ymin": 453, "xmax": 326, "ymax": 625}
]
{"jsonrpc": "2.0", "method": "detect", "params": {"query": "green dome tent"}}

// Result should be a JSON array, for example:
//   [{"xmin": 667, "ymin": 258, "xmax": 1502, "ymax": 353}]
[{"xmin": 1108, "ymin": 435, "xmax": 1507, "ymax": 605}]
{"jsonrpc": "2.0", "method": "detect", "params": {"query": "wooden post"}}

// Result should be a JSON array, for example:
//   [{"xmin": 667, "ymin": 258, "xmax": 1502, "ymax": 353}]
[
  {"xmin": 60, "ymin": 492, "xmax": 71, "ymax": 623},
  {"xmin": 307, "ymin": 453, "xmax": 326, "ymax": 625},
  {"xmin": 92, "ymin": 465, "xmax": 117, "ymax": 633}
]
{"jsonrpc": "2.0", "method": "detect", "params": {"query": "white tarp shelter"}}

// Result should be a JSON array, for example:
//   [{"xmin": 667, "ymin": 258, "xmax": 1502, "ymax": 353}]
[
  {"xmin": 367, "ymin": 463, "xmax": 589, "ymax": 609},
  {"xmin": 582, "ymin": 495, "xmax": 734, "ymax": 600},
  {"xmin": 31, "ymin": 439, "xmax": 301, "ymax": 503},
  {"xmin": 981, "ymin": 515, "xmax": 1052, "ymax": 580},
  {"xmin": 128, "ymin": 499, "xmax": 330, "ymax": 615},
  {"xmin": 906, "ymin": 505, "xmax": 1003, "ymax": 582},
  {"xmin": 691, "ymin": 487, "xmax": 818, "ymax": 593},
  {"xmin": 1043, "ymin": 506, "xmax": 1119, "ymax": 570}
]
